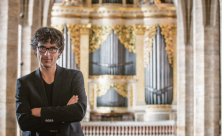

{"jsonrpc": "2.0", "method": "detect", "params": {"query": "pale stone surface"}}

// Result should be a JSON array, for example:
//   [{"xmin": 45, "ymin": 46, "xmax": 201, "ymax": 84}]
[
  {"xmin": 135, "ymin": 34, "xmax": 145, "ymax": 105},
  {"xmin": 0, "ymin": 0, "xmax": 19, "ymax": 136},
  {"xmin": 80, "ymin": 29, "xmax": 90, "ymax": 98}
]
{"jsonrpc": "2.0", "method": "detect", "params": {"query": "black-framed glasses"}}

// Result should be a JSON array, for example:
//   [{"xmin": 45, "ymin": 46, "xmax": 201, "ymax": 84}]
[{"xmin": 37, "ymin": 46, "xmax": 60, "ymax": 54}]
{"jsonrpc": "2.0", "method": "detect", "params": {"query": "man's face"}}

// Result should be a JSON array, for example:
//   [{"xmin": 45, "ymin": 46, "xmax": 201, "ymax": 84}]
[{"xmin": 35, "ymin": 39, "xmax": 61, "ymax": 69}]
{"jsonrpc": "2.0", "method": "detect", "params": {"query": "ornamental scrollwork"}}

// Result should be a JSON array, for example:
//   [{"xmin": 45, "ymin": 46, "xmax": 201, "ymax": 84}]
[
  {"xmin": 159, "ymin": 24, "xmax": 177, "ymax": 66},
  {"xmin": 154, "ymin": 0, "xmax": 161, "ymax": 4},
  {"xmin": 113, "ymin": 25, "xmax": 136, "ymax": 53},
  {"xmin": 144, "ymin": 24, "xmax": 158, "ymax": 67},
  {"xmin": 133, "ymin": 24, "xmax": 146, "ymax": 35},
  {"xmin": 51, "ymin": 24, "xmax": 65, "ymax": 34},
  {"xmin": 97, "ymin": 83, "xmax": 128, "ymax": 98},
  {"xmin": 90, "ymin": 85, "xmax": 95, "ymax": 109},
  {"xmin": 89, "ymin": 25, "xmax": 136, "ymax": 53},
  {"xmin": 67, "ymin": 24, "xmax": 81, "ymax": 67},
  {"xmin": 66, "ymin": 24, "xmax": 91, "ymax": 67},
  {"xmin": 89, "ymin": 25, "xmax": 112, "ymax": 53}
]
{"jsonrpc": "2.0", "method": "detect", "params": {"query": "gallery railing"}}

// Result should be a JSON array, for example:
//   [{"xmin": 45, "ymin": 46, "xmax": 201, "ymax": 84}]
[{"xmin": 81, "ymin": 121, "xmax": 176, "ymax": 136}]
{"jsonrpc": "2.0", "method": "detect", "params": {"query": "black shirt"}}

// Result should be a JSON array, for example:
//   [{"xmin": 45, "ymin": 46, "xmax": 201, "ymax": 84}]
[
  {"xmin": 41, "ymin": 80, "xmax": 56, "ymax": 136},
  {"xmin": 43, "ymin": 80, "xmax": 54, "ymax": 106}
]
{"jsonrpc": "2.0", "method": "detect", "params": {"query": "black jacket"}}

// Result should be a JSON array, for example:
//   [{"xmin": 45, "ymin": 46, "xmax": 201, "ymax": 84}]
[{"xmin": 15, "ymin": 65, "xmax": 87, "ymax": 136}]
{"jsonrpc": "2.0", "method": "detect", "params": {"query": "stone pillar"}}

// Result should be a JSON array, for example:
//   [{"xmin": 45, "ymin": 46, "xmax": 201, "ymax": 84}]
[
  {"xmin": 176, "ymin": 0, "xmax": 193, "ymax": 135},
  {"xmin": 220, "ymin": 0, "xmax": 222, "ymax": 134},
  {"xmin": 80, "ymin": 25, "xmax": 90, "ymax": 99},
  {"xmin": 134, "ymin": 25, "xmax": 146, "ymax": 105},
  {"xmin": 21, "ymin": 0, "xmax": 43, "ymax": 76},
  {"xmin": 172, "ymin": 30, "xmax": 177, "ymax": 105},
  {"xmin": 0, "ymin": 0, "xmax": 19, "ymax": 135},
  {"xmin": 193, "ymin": 1, "xmax": 220, "ymax": 136}
]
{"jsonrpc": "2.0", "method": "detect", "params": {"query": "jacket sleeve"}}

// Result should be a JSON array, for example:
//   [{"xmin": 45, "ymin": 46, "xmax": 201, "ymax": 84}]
[
  {"xmin": 15, "ymin": 79, "xmax": 61, "ymax": 132},
  {"xmin": 41, "ymin": 71, "xmax": 87, "ymax": 123}
]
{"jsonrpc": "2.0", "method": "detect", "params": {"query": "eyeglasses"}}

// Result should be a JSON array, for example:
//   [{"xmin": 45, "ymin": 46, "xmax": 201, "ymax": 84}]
[{"xmin": 37, "ymin": 46, "xmax": 60, "ymax": 54}]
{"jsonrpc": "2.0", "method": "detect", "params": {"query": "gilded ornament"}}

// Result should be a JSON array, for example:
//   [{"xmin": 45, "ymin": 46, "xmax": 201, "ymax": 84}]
[
  {"xmin": 67, "ymin": 24, "xmax": 91, "ymax": 67},
  {"xmin": 130, "ymin": 86, "xmax": 134, "ymax": 107},
  {"xmin": 89, "ymin": 75, "xmax": 136, "ymax": 80},
  {"xmin": 154, "ymin": 0, "xmax": 161, "ymax": 4},
  {"xmin": 113, "ymin": 25, "xmax": 136, "ymax": 53},
  {"xmin": 144, "ymin": 24, "xmax": 158, "ymax": 67},
  {"xmin": 67, "ymin": 24, "xmax": 81, "ymax": 67},
  {"xmin": 89, "ymin": 25, "xmax": 112, "ymax": 53},
  {"xmin": 96, "ymin": 107, "xmax": 127, "ymax": 111},
  {"xmin": 51, "ymin": 24, "xmax": 65, "ymax": 34},
  {"xmin": 97, "ymin": 83, "xmax": 128, "ymax": 98},
  {"xmin": 133, "ymin": 24, "xmax": 146, "ymax": 35},
  {"xmin": 90, "ymin": 85, "xmax": 95, "ymax": 109},
  {"xmin": 147, "ymin": 105, "xmax": 172, "ymax": 109},
  {"xmin": 89, "ymin": 25, "xmax": 136, "ymax": 53},
  {"xmin": 159, "ymin": 24, "xmax": 177, "ymax": 66}
]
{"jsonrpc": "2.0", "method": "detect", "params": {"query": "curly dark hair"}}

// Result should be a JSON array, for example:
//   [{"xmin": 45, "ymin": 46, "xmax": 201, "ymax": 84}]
[{"xmin": 31, "ymin": 27, "xmax": 65, "ymax": 58}]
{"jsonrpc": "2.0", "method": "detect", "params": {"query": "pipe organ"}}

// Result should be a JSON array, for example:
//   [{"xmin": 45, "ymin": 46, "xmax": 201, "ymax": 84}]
[{"xmin": 52, "ymin": 0, "xmax": 177, "ymax": 123}]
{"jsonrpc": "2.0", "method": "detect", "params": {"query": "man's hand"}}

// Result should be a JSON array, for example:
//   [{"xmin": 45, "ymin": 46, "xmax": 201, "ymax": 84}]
[
  {"xmin": 31, "ymin": 108, "xmax": 41, "ymax": 117},
  {"xmin": 67, "ymin": 95, "xmax": 78, "ymax": 105}
]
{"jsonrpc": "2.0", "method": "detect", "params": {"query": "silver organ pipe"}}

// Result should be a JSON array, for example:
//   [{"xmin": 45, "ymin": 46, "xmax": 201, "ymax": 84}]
[{"xmin": 145, "ymin": 26, "xmax": 173, "ymax": 105}]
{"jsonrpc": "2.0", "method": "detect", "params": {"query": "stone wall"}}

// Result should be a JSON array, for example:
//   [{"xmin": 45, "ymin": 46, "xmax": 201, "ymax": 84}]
[{"xmin": 177, "ymin": 0, "xmax": 220, "ymax": 135}]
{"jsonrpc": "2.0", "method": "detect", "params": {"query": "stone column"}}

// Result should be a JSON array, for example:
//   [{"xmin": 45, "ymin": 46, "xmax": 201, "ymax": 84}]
[
  {"xmin": 193, "ymin": 1, "xmax": 220, "ymax": 136},
  {"xmin": 172, "ymin": 28, "xmax": 177, "ymax": 105},
  {"xmin": 80, "ymin": 25, "xmax": 90, "ymax": 99},
  {"xmin": 176, "ymin": 0, "xmax": 195, "ymax": 135},
  {"xmin": 21, "ymin": 0, "xmax": 43, "ymax": 76},
  {"xmin": 134, "ymin": 25, "xmax": 146, "ymax": 105},
  {"xmin": 0, "ymin": 0, "xmax": 19, "ymax": 135},
  {"xmin": 220, "ymin": 0, "xmax": 222, "ymax": 134}
]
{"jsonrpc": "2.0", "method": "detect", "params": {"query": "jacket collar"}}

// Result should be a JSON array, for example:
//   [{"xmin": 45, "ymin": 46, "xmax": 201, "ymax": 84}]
[{"xmin": 34, "ymin": 65, "xmax": 64, "ymax": 106}]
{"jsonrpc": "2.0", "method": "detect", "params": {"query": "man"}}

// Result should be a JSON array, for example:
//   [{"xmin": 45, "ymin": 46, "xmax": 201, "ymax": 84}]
[{"xmin": 15, "ymin": 27, "xmax": 87, "ymax": 136}]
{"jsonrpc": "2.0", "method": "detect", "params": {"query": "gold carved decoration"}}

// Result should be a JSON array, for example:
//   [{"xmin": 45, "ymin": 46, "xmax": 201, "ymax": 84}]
[
  {"xmin": 96, "ymin": 107, "xmax": 127, "ymax": 112},
  {"xmin": 144, "ymin": 24, "xmax": 158, "ymax": 67},
  {"xmin": 90, "ymin": 85, "xmax": 95, "ymax": 109},
  {"xmin": 67, "ymin": 24, "xmax": 80, "ymax": 67},
  {"xmin": 80, "ymin": 24, "xmax": 91, "ymax": 35},
  {"xmin": 147, "ymin": 105, "xmax": 172, "ymax": 109},
  {"xmin": 89, "ymin": 75, "xmax": 136, "ymax": 80},
  {"xmin": 159, "ymin": 24, "xmax": 177, "ymax": 66},
  {"xmin": 67, "ymin": 24, "xmax": 91, "ymax": 67},
  {"xmin": 89, "ymin": 25, "xmax": 112, "ymax": 53},
  {"xmin": 133, "ymin": 24, "xmax": 146, "ymax": 35},
  {"xmin": 130, "ymin": 86, "xmax": 134, "ymax": 107},
  {"xmin": 89, "ymin": 25, "xmax": 136, "ymax": 53},
  {"xmin": 97, "ymin": 83, "xmax": 128, "ymax": 98},
  {"xmin": 51, "ymin": 24, "xmax": 65, "ymax": 34},
  {"xmin": 113, "ymin": 25, "xmax": 136, "ymax": 53},
  {"xmin": 154, "ymin": 0, "xmax": 161, "ymax": 4}
]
